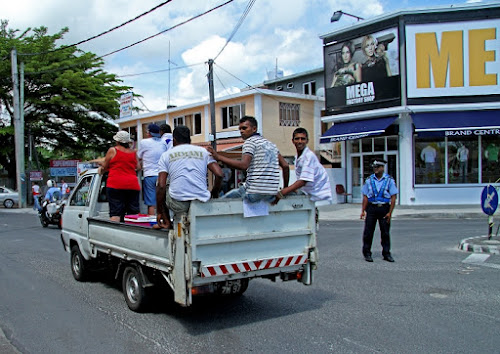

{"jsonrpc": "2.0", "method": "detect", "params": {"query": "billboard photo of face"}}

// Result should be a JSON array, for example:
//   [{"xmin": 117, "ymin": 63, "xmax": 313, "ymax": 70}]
[{"xmin": 324, "ymin": 28, "xmax": 400, "ymax": 114}]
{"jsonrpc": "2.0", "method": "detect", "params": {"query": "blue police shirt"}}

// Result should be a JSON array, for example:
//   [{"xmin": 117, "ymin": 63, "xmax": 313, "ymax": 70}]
[{"xmin": 361, "ymin": 173, "xmax": 398, "ymax": 201}]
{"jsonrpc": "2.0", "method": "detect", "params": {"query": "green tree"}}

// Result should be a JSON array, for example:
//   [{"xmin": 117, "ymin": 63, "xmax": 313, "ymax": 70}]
[{"xmin": 0, "ymin": 20, "xmax": 133, "ymax": 185}]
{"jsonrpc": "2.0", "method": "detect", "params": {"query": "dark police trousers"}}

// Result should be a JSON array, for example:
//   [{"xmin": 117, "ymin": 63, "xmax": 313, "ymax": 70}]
[{"xmin": 362, "ymin": 203, "xmax": 391, "ymax": 257}]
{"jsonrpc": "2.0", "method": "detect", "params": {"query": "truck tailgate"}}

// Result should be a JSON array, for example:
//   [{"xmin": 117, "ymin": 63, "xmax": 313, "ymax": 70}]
[{"xmin": 188, "ymin": 196, "xmax": 316, "ymax": 285}]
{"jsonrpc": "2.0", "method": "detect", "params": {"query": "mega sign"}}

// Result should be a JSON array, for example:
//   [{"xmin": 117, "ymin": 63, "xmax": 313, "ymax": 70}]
[
  {"xmin": 324, "ymin": 27, "xmax": 400, "ymax": 114},
  {"xmin": 406, "ymin": 19, "xmax": 500, "ymax": 98}
]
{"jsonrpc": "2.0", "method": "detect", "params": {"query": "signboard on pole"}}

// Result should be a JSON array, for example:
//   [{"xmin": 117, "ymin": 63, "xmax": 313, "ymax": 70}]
[
  {"xmin": 50, "ymin": 159, "xmax": 79, "ymax": 177},
  {"xmin": 29, "ymin": 171, "xmax": 43, "ymax": 181},
  {"xmin": 120, "ymin": 92, "xmax": 133, "ymax": 118},
  {"xmin": 481, "ymin": 185, "xmax": 498, "ymax": 216}
]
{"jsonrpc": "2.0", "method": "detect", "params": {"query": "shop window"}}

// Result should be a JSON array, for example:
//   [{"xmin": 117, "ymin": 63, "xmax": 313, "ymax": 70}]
[
  {"xmin": 415, "ymin": 138, "xmax": 446, "ymax": 184},
  {"xmin": 361, "ymin": 139, "xmax": 372, "ymax": 153},
  {"xmin": 387, "ymin": 137, "xmax": 398, "ymax": 151},
  {"xmin": 482, "ymin": 136, "xmax": 500, "ymax": 183},
  {"xmin": 448, "ymin": 137, "xmax": 478, "ymax": 184},
  {"xmin": 222, "ymin": 104, "xmax": 245, "ymax": 129},
  {"xmin": 374, "ymin": 137, "xmax": 385, "ymax": 152},
  {"xmin": 279, "ymin": 102, "xmax": 300, "ymax": 126}
]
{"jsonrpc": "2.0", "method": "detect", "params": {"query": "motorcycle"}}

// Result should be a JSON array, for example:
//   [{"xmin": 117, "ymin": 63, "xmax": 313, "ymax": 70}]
[{"xmin": 39, "ymin": 199, "xmax": 65, "ymax": 229}]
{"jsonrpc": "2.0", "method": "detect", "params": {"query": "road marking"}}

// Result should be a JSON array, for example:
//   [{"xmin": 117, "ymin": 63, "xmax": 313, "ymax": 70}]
[
  {"xmin": 462, "ymin": 253, "xmax": 500, "ymax": 269},
  {"xmin": 463, "ymin": 254, "xmax": 490, "ymax": 264}
]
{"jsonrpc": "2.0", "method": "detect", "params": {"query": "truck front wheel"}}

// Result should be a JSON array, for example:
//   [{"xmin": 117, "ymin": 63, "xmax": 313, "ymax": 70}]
[
  {"xmin": 122, "ymin": 266, "xmax": 149, "ymax": 312},
  {"xmin": 71, "ymin": 245, "xmax": 88, "ymax": 281}
]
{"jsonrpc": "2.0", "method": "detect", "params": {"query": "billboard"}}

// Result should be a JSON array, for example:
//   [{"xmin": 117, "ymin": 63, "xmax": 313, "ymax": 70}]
[
  {"xmin": 324, "ymin": 27, "xmax": 400, "ymax": 114},
  {"xmin": 406, "ymin": 19, "xmax": 500, "ymax": 98}
]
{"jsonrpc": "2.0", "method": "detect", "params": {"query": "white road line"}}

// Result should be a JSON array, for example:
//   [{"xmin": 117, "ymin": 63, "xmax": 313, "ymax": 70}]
[
  {"xmin": 463, "ymin": 253, "xmax": 500, "ymax": 269},
  {"xmin": 463, "ymin": 254, "xmax": 490, "ymax": 264}
]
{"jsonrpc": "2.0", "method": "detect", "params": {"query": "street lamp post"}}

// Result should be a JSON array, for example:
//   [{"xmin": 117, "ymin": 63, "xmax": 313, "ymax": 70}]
[{"xmin": 330, "ymin": 10, "xmax": 364, "ymax": 23}]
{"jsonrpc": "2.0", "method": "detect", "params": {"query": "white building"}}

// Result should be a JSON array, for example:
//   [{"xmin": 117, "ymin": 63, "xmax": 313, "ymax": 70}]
[{"xmin": 320, "ymin": 2, "xmax": 500, "ymax": 205}]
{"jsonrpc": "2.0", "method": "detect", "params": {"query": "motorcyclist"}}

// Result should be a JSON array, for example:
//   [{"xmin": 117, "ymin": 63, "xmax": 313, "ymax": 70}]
[
  {"xmin": 44, "ymin": 180, "xmax": 62, "ymax": 202},
  {"xmin": 40, "ymin": 180, "xmax": 64, "ymax": 228}
]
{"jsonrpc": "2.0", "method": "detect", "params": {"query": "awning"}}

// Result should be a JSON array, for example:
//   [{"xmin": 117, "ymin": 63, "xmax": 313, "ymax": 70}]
[
  {"xmin": 320, "ymin": 116, "xmax": 397, "ymax": 143},
  {"xmin": 413, "ymin": 110, "xmax": 500, "ymax": 137}
]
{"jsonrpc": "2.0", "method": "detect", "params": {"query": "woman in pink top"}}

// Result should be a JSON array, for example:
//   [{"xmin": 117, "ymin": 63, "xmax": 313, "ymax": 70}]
[{"xmin": 99, "ymin": 130, "xmax": 141, "ymax": 222}]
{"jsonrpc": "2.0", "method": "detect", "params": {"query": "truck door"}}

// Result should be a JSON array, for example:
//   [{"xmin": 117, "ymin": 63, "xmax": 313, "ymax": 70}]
[{"xmin": 64, "ymin": 174, "xmax": 96, "ymax": 247}]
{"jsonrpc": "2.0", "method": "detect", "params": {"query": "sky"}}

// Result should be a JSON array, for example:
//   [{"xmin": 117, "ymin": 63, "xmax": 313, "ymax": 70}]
[{"xmin": 2, "ymin": 0, "xmax": 482, "ymax": 114}]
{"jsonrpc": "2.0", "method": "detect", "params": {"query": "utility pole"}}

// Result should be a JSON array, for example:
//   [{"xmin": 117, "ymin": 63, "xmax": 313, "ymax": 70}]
[
  {"xmin": 11, "ymin": 49, "xmax": 26, "ymax": 208},
  {"xmin": 207, "ymin": 59, "xmax": 217, "ymax": 150}
]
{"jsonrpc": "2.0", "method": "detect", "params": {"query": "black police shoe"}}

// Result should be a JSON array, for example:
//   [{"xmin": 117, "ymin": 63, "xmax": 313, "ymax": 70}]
[
  {"xmin": 364, "ymin": 255, "xmax": 373, "ymax": 262},
  {"xmin": 383, "ymin": 255, "xmax": 395, "ymax": 262}
]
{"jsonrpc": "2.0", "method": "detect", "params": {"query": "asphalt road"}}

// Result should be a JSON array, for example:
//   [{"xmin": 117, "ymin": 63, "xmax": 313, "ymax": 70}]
[{"xmin": 0, "ymin": 212, "xmax": 499, "ymax": 353}]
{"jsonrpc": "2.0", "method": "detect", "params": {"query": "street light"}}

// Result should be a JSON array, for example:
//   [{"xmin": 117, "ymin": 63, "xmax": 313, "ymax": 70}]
[{"xmin": 330, "ymin": 10, "xmax": 364, "ymax": 23}]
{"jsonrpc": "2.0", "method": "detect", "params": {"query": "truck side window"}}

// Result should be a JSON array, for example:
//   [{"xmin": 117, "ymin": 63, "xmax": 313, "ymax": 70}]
[{"xmin": 69, "ymin": 175, "xmax": 94, "ymax": 207}]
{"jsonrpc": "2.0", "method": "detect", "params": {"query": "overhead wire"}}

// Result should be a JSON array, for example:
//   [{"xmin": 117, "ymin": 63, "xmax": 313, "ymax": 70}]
[
  {"xmin": 101, "ymin": 0, "xmax": 234, "ymax": 58},
  {"xmin": 214, "ymin": 62, "xmax": 318, "ymax": 118},
  {"xmin": 213, "ymin": 0, "xmax": 256, "ymax": 62},
  {"xmin": 118, "ymin": 62, "xmax": 204, "ymax": 78},
  {"xmin": 22, "ymin": 0, "xmax": 234, "ymax": 77},
  {"xmin": 19, "ymin": 0, "xmax": 176, "ymax": 57}
]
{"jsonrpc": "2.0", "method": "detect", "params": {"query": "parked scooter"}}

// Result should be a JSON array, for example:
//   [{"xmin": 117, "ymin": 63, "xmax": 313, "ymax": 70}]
[{"xmin": 39, "ymin": 179, "xmax": 65, "ymax": 229}]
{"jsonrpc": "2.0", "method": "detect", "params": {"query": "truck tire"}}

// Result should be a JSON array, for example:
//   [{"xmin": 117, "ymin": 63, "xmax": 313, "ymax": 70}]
[
  {"xmin": 122, "ymin": 266, "xmax": 149, "ymax": 312},
  {"xmin": 71, "ymin": 245, "xmax": 88, "ymax": 281}
]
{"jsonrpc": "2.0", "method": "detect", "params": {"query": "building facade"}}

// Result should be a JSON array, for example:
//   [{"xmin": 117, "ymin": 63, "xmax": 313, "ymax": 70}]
[
  {"xmin": 320, "ymin": 3, "xmax": 500, "ymax": 205},
  {"xmin": 116, "ymin": 89, "xmax": 326, "ymax": 192}
]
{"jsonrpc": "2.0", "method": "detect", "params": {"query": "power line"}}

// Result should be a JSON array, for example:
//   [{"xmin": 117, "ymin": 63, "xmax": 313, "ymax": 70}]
[
  {"xmin": 214, "ymin": 62, "xmax": 318, "ymax": 117},
  {"xmin": 213, "ymin": 0, "xmax": 256, "ymax": 61},
  {"xmin": 19, "ymin": 0, "xmax": 175, "ymax": 57},
  {"xmin": 22, "ymin": 1, "xmax": 234, "ymax": 77},
  {"xmin": 101, "ymin": 0, "xmax": 234, "ymax": 58},
  {"xmin": 118, "ymin": 62, "xmax": 204, "ymax": 78}
]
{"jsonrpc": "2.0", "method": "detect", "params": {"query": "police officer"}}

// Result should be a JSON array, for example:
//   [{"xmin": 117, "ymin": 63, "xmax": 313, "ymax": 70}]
[{"xmin": 360, "ymin": 159, "xmax": 398, "ymax": 262}]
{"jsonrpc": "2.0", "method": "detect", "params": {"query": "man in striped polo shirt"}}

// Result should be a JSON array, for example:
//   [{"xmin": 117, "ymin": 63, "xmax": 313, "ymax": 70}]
[{"xmin": 207, "ymin": 116, "xmax": 289, "ymax": 203}]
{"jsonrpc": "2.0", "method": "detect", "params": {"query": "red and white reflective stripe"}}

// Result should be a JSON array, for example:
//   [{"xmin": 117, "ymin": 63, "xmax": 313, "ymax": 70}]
[{"xmin": 201, "ymin": 254, "xmax": 307, "ymax": 278}]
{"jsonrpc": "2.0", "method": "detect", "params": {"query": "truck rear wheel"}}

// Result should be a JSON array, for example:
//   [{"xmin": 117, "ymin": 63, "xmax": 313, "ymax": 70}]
[
  {"xmin": 71, "ymin": 245, "xmax": 88, "ymax": 281},
  {"xmin": 122, "ymin": 266, "xmax": 149, "ymax": 312}
]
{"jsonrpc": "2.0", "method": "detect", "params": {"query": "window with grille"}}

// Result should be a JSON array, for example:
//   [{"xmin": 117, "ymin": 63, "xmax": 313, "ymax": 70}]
[
  {"xmin": 222, "ymin": 103, "xmax": 245, "ymax": 129},
  {"xmin": 279, "ymin": 102, "xmax": 300, "ymax": 127}
]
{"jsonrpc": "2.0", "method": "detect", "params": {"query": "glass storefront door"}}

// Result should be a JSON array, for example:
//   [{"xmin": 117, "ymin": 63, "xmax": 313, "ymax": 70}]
[{"xmin": 349, "ymin": 136, "xmax": 398, "ymax": 202}]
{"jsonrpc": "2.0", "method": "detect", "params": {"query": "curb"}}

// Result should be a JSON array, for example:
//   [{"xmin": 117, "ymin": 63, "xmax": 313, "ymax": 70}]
[{"xmin": 459, "ymin": 236, "xmax": 500, "ymax": 255}]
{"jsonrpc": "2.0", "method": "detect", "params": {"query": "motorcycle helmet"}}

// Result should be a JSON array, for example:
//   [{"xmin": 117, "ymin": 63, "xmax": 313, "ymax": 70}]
[{"xmin": 47, "ymin": 179, "xmax": 55, "ymax": 188}]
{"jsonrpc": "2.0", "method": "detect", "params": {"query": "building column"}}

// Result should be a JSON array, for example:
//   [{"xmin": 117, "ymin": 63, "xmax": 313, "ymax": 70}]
[
  {"xmin": 254, "ymin": 94, "xmax": 263, "ymax": 135},
  {"xmin": 397, "ymin": 112, "xmax": 415, "ymax": 205}
]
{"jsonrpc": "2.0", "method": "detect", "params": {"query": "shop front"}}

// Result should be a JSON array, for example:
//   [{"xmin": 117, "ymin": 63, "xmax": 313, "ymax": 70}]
[{"xmin": 320, "ymin": 3, "xmax": 500, "ymax": 205}]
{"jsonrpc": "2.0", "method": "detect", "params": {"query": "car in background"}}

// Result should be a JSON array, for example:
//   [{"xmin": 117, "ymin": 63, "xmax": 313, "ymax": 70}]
[{"xmin": 0, "ymin": 186, "xmax": 18, "ymax": 208}]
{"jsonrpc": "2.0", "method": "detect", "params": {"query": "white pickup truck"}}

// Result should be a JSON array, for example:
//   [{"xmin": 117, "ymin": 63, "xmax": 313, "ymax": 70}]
[{"xmin": 61, "ymin": 169, "xmax": 318, "ymax": 312}]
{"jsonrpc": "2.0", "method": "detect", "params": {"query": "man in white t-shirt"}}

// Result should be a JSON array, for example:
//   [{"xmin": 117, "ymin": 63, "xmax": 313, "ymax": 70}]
[
  {"xmin": 272, "ymin": 127, "xmax": 333, "ymax": 205},
  {"xmin": 156, "ymin": 125, "xmax": 223, "ymax": 229},
  {"xmin": 138, "ymin": 123, "xmax": 167, "ymax": 215}
]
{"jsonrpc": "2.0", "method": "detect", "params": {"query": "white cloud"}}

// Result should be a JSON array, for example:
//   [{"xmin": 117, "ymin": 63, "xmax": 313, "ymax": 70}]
[{"xmin": 3, "ymin": 0, "xmax": 470, "ymax": 113}]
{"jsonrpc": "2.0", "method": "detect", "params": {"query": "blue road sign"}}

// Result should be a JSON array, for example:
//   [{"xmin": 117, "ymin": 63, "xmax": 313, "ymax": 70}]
[{"xmin": 481, "ymin": 185, "xmax": 498, "ymax": 216}]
